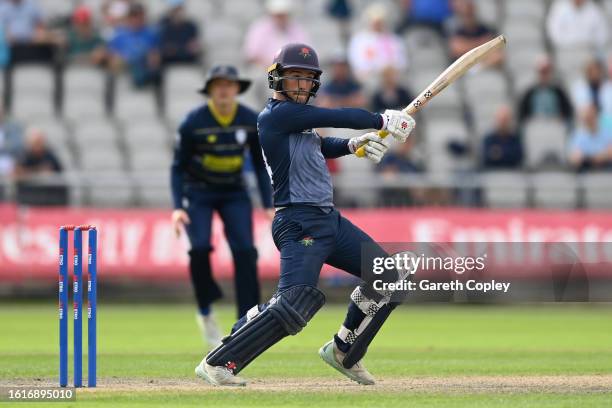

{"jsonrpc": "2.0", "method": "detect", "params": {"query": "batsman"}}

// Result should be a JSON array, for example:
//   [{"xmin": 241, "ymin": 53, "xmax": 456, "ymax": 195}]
[{"xmin": 195, "ymin": 43, "xmax": 415, "ymax": 386}]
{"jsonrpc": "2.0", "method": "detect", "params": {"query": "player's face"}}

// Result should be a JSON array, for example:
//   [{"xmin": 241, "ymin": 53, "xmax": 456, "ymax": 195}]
[
  {"xmin": 208, "ymin": 79, "xmax": 240, "ymax": 105},
  {"xmin": 283, "ymin": 69, "xmax": 315, "ymax": 104}
]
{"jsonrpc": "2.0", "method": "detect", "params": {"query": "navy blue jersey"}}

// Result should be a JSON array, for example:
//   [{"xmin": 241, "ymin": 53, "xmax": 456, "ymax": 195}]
[
  {"xmin": 171, "ymin": 101, "xmax": 272, "ymax": 209},
  {"xmin": 257, "ymin": 99, "xmax": 383, "ymax": 207}
]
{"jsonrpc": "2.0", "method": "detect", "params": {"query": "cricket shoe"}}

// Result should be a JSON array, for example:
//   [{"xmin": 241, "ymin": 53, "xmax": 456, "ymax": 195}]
[
  {"xmin": 318, "ymin": 340, "xmax": 375, "ymax": 385},
  {"xmin": 196, "ymin": 313, "xmax": 223, "ymax": 349},
  {"xmin": 195, "ymin": 359, "xmax": 247, "ymax": 387}
]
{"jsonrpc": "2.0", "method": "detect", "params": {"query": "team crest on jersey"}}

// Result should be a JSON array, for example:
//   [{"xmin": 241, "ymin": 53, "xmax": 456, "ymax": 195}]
[
  {"xmin": 235, "ymin": 129, "xmax": 247, "ymax": 145},
  {"xmin": 299, "ymin": 47, "xmax": 311, "ymax": 59},
  {"xmin": 300, "ymin": 236, "xmax": 315, "ymax": 246},
  {"xmin": 207, "ymin": 134, "xmax": 217, "ymax": 143}
]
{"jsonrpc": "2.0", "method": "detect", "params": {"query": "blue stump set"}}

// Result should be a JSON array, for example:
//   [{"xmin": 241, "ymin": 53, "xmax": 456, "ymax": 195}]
[{"xmin": 59, "ymin": 225, "xmax": 97, "ymax": 388}]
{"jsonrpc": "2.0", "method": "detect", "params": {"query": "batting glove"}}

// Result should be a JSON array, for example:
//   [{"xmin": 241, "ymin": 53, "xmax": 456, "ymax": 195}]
[
  {"xmin": 348, "ymin": 132, "xmax": 391, "ymax": 163},
  {"xmin": 381, "ymin": 110, "xmax": 416, "ymax": 143}
]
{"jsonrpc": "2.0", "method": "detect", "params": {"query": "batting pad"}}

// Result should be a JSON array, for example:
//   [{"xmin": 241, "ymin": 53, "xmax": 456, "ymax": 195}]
[{"xmin": 206, "ymin": 285, "xmax": 325, "ymax": 374}]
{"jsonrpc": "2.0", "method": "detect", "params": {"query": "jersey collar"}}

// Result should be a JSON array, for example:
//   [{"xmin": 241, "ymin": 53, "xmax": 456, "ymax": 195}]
[{"xmin": 207, "ymin": 100, "xmax": 238, "ymax": 128}]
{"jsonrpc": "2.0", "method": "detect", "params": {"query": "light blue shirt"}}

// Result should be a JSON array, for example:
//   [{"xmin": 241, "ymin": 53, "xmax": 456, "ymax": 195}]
[
  {"xmin": 569, "ymin": 127, "xmax": 612, "ymax": 157},
  {"xmin": 0, "ymin": 0, "xmax": 42, "ymax": 42}
]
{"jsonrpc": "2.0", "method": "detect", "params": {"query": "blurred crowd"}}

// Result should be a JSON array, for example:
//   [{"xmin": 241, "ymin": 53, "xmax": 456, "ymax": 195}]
[{"xmin": 0, "ymin": 0, "xmax": 611, "ymax": 208}]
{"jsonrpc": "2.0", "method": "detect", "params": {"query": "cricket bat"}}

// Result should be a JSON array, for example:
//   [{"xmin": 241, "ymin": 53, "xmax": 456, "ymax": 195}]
[{"xmin": 356, "ymin": 35, "xmax": 507, "ymax": 157}]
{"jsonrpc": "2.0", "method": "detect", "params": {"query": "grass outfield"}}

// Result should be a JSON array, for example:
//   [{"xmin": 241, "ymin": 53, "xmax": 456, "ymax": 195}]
[{"xmin": 1, "ymin": 302, "xmax": 611, "ymax": 407}]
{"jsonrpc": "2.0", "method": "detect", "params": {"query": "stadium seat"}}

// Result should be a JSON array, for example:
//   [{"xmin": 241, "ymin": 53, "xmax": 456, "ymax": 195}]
[
  {"xmin": 474, "ymin": 0, "xmax": 500, "ymax": 27},
  {"xmin": 582, "ymin": 173, "xmax": 612, "ymax": 209},
  {"xmin": 73, "ymin": 120, "xmax": 119, "ymax": 147},
  {"xmin": 114, "ymin": 89, "xmax": 158, "ymax": 121},
  {"xmin": 204, "ymin": 19, "xmax": 244, "ymax": 49},
  {"xmin": 123, "ymin": 121, "xmax": 170, "ymax": 153},
  {"xmin": 12, "ymin": 64, "xmax": 54, "ymax": 95},
  {"xmin": 481, "ymin": 171, "xmax": 529, "ymax": 208},
  {"xmin": 85, "ymin": 175, "xmax": 136, "ymax": 207},
  {"xmin": 63, "ymin": 66, "xmax": 107, "ymax": 97},
  {"xmin": 12, "ymin": 93, "xmax": 55, "ymax": 121},
  {"xmin": 185, "ymin": 0, "xmax": 216, "ymax": 19},
  {"xmin": 164, "ymin": 66, "xmax": 205, "ymax": 99},
  {"xmin": 165, "ymin": 94, "xmax": 203, "ymax": 124},
  {"xmin": 532, "ymin": 172, "xmax": 578, "ymax": 209},
  {"xmin": 129, "ymin": 149, "xmax": 172, "ymax": 172},
  {"xmin": 135, "ymin": 172, "xmax": 172, "ymax": 207},
  {"xmin": 503, "ymin": 0, "xmax": 547, "ymax": 23},
  {"xmin": 424, "ymin": 119, "xmax": 471, "ymax": 173},
  {"xmin": 79, "ymin": 145, "xmax": 125, "ymax": 172},
  {"xmin": 224, "ymin": 0, "xmax": 264, "ymax": 23},
  {"xmin": 463, "ymin": 70, "xmax": 509, "ymax": 103},
  {"xmin": 37, "ymin": 0, "xmax": 73, "ymax": 21},
  {"xmin": 502, "ymin": 20, "xmax": 545, "ymax": 47},
  {"xmin": 555, "ymin": 48, "xmax": 597, "ymax": 84},
  {"xmin": 63, "ymin": 95, "xmax": 106, "ymax": 123},
  {"xmin": 523, "ymin": 118, "xmax": 568, "ymax": 169}
]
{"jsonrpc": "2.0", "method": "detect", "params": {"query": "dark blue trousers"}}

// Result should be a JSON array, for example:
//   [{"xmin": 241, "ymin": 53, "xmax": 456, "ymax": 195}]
[
  {"xmin": 231, "ymin": 205, "xmax": 390, "ymax": 339},
  {"xmin": 185, "ymin": 186, "xmax": 260, "ymax": 317},
  {"xmin": 271, "ymin": 205, "xmax": 385, "ymax": 291}
]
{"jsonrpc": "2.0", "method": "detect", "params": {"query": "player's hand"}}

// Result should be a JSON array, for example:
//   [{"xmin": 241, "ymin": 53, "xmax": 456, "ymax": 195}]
[
  {"xmin": 348, "ymin": 132, "xmax": 391, "ymax": 163},
  {"xmin": 381, "ymin": 110, "xmax": 415, "ymax": 142},
  {"xmin": 171, "ymin": 209, "xmax": 191, "ymax": 238}
]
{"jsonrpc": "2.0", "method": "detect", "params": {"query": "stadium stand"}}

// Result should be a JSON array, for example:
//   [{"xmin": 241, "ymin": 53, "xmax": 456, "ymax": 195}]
[{"xmin": 0, "ymin": 0, "xmax": 609, "ymax": 209}]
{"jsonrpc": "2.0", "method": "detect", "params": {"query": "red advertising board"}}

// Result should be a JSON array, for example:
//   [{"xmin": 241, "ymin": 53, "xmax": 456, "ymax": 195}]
[{"xmin": 1, "ymin": 205, "xmax": 611, "ymax": 282}]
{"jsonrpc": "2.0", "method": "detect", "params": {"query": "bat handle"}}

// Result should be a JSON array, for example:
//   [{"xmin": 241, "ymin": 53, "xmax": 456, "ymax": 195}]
[{"xmin": 354, "ymin": 130, "xmax": 390, "ymax": 158}]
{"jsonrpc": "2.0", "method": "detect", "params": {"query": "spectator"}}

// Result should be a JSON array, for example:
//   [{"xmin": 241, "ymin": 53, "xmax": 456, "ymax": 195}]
[
  {"xmin": 547, "ymin": 0, "xmax": 608, "ymax": 52},
  {"xmin": 370, "ymin": 66, "xmax": 413, "ymax": 112},
  {"xmin": 14, "ymin": 127, "xmax": 67, "ymax": 205},
  {"xmin": 0, "ymin": 0, "xmax": 58, "ymax": 63},
  {"xmin": 517, "ymin": 55, "xmax": 573, "ymax": 126},
  {"xmin": 108, "ymin": 2, "xmax": 161, "ymax": 87},
  {"xmin": 377, "ymin": 137, "xmax": 422, "ymax": 206},
  {"xmin": 568, "ymin": 105, "xmax": 612, "ymax": 171},
  {"xmin": 100, "ymin": 0, "xmax": 130, "ymax": 41},
  {"xmin": 243, "ymin": 0, "xmax": 309, "ymax": 68},
  {"xmin": 63, "ymin": 5, "xmax": 107, "ymax": 66},
  {"xmin": 348, "ymin": 4, "xmax": 407, "ymax": 81},
  {"xmin": 326, "ymin": 0, "xmax": 352, "ymax": 45},
  {"xmin": 159, "ymin": 0, "xmax": 201, "ymax": 65},
  {"xmin": 571, "ymin": 58, "xmax": 612, "ymax": 117},
  {"xmin": 0, "ymin": 24, "xmax": 9, "ymax": 68},
  {"xmin": 481, "ymin": 105, "xmax": 523, "ymax": 169},
  {"xmin": 0, "ymin": 101, "xmax": 24, "ymax": 177},
  {"xmin": 447, "ymin": 0, "xmax": 503, "ymax": 67},
  {"xmin": 396, "ymin": 0, "xmax": 453, "ymax": 36},
  {"xmin": 317, "ymin": 56, "xmax": 366, "ymax": 108},
  {"xmin": 14, "ymin": 127, "xmax": 60, "ymax": 177}
]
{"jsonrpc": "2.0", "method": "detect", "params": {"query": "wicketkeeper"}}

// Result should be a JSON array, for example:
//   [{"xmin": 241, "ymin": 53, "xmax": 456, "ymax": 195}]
[{"xmin": 171, "ymin": 65, "xmax": 273, "ymax": 348}]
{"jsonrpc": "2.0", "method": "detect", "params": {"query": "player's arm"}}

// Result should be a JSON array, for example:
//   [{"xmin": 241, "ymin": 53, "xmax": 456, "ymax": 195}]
[
  {"xmin": 320, "ymin": 136, "xmax": 351, "ymax": 158},
  {"xmin": 271, "ymin": 103, "xmax": 414, "ymax": 143},
  {"xmin": 248, "ymin": 128, "xmax": 273, "ymax": 209},
  {"xmin": 170, "ymin": 122, "xmax": 191, "ymax": 236},
  {"xmin": 274, "ymin": 103, "xmax": 382, "ymax": 132}
]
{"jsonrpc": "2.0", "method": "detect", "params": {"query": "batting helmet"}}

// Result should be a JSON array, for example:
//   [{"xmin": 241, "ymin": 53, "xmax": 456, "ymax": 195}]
[{"xmin": 267, "ymin": 43, "xmax": 322, "ymax": 102}]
